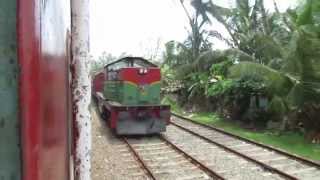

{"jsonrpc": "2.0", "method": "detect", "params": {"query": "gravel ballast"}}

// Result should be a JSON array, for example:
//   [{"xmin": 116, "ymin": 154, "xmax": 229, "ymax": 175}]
[
  {"xmin": 91, "ymin": 106, "xmax": 148, "ymax": 180},
  {"xmin": 172, "ymin": 116, "xmax": 320, "ymax": 179},
  {"xmin": 164, "ymin": 125, "xmax": 284, "ymax": 180}
]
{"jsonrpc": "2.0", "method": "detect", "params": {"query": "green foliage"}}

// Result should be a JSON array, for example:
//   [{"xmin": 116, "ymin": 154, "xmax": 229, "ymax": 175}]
[
  {"xmin": 186, "ymin": 72, "xmax": 209, "ymax": 99},
  {"xmin": 233, "ymin": 75, "xmax": 267, "ymax": 95},
  {"xmin": 206, "ymin": 79, "xmax": 234, "ymax": 97},
  {"xmin": 162, "ymin": 0, "xmax": 320, "ymax": 135},
  {"xmin": 161, "ymin": 96, "xmax": 182, "ymax": 113},
  {"xmin": 229, "ymin": 62, "xmax": 293, "ymax": 96},
  {"xmin": 163, "ymin": 41, "xmax": 192, "ymax": 67},
  {"xmin": 179, "ymin": 59, "xmax": 234, "ymax": 99},
  {"xmin": 296, "ymin": 0, "xmax": 320, "ymax": 26},
  {"xmin": 161, "ymin": 64, "xmax": 175, "ymax": 83},
  {"xmin": 161, "ymin": 64, "xmax": 183, "ymax": 93},
  {"xmin": 227, "ymin": 1, "xmax": 320, "ymax": 126},
  {"xmin": 269, "ymin": 95, "xmax": 288, "ymax": 117},
  {"xmin": 206, "ymin": 61, "xmax": 235, "ymax": 97},
  {"xmin": 90, "ymin": 52, "xmax": 117, "ymax": 73},
  {"xmin": 210, "ymin": 60, "xmax": 233, "ymax": 76}
]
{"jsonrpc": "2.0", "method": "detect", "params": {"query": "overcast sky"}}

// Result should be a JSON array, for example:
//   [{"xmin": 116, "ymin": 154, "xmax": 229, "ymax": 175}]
[{"xmin": 90, "ymin": 0, "xmax": 298, "ymax": 59}]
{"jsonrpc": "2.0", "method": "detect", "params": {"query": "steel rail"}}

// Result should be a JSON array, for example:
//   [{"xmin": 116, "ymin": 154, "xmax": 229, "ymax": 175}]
[
  {"xmin": 172, "ymin": 113, "xmax": 320, "ymax": 168},
  {"xmin": 159, "ymin": 134, "xmax": 225, "ymax": 180},
  {"xmin": 122, "ymin": 137, "xmax": 157, "ymax": 180},
  {"xmin": 170, "ymin": 121, "xmax": 298, "ymax": 180}
]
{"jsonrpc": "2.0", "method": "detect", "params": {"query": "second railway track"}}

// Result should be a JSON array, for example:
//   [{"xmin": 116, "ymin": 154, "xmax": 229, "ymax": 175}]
[
  {"xmin": 122, "ymin": 135, "xmax": 224, "ymax": 180},
  {"xmin": 170, "ymin": 113, "xmax": 320, "ymax": 180}
]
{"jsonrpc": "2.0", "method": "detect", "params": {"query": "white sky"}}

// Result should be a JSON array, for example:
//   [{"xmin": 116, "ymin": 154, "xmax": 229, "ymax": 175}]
[{"xmin": 90, "ymin": 0, "xmax": 298, "ymax": 59}]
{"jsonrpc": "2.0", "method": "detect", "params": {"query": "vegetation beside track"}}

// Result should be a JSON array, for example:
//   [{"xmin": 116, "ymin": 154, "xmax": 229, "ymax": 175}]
[
  {"xmin": 161, "ymin": 0, "xmax": 320, "ymax": 145},
  {"xmin": 162, "ymin": 96, "xmax": 320, "ymax": 161}
]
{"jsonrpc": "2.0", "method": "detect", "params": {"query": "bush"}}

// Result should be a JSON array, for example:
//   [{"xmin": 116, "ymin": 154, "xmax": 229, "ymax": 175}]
[{"xmin": 205, "ymin": 75, "xmax": 271, "ymax": 127}]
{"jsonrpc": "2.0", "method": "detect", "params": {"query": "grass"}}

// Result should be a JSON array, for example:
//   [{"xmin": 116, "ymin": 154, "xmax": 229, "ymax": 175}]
[{"xmin": 162, "ymin": 96, "xmax": 320, "ymax": 161}]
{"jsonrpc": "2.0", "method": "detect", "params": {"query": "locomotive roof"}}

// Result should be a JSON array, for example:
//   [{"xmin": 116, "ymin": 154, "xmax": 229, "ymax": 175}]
[{"xmin": 104, "ymin": 57, "xmax": 158, "ymax": 68}]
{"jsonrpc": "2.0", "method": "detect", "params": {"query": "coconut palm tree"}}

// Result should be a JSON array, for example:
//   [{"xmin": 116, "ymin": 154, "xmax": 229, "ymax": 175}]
[
  {"xmin": 228, "ymin": 0, "xmax": 320, "ymax": 130},
  {"xmin": 191, "ymin": 0, "xmax": 292, "ymax": 65}
]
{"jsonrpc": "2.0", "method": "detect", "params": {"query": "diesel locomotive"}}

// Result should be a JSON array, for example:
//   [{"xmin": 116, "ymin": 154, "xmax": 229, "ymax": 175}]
[{"xmin": 92, "ymin": 57, "xmax": 170, "ymax": 135}]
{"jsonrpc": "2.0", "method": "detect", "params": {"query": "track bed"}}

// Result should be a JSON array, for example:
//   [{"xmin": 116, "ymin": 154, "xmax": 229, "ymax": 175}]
[
  {"xmin": 171, "ymin": 114, "xmax": 320, "ymax": 180},
  {"xmin": 92, "ymin": 104, "xmax": 320, "ymax": 179},
  {"xmin": 123, "ymin": 135, "xmax": 222, "ymax": 180}
]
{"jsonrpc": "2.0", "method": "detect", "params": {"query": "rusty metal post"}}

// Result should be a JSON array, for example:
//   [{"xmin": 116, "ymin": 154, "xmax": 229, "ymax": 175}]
[{"xmin": 71, "ymin": 0, "xmax": 91, "ymax": 179}]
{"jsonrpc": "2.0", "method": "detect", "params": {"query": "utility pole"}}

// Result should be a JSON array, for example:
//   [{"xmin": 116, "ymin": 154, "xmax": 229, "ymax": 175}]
[{"xmin": 71, "ymin": 0, "xmax": 91, "ymax": 179}]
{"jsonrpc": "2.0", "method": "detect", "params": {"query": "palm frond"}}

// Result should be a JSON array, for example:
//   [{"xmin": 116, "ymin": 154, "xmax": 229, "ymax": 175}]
[
  {"xmin": 224, "ymin": 48, "xmax": 255, "ymax": 62},
  {"xmin": 228, "ymin": 61, "xmax": 293, "ymax": 96}
]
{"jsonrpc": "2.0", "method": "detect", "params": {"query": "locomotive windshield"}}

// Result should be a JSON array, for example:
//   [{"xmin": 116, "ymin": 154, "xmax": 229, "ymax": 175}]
[
  {"xmin": 104, "ymin": 57, "xmax": 158, "ymax": 81},
  {"xmin": 105, "ymin": 57, "xmax": 157, "ymax": 71}
]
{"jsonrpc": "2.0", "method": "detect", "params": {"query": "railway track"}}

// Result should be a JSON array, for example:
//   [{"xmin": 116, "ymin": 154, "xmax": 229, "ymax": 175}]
[
  {"xmin": 171, "ymin": 113, "xmax": 320, "ymax": 180},
  {"xmin": 122, "ymin": 135, "xmax": 224, "ymax": 180}
]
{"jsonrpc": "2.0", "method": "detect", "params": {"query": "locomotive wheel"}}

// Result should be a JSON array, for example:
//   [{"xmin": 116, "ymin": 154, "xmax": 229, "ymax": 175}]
[
  {"xmin": 101, "ymin": 108, "xmax": 111, "ymax": 120},
  {"xmin": 91, "ymin": 95, "xmax": 98, "ymax": 104}
]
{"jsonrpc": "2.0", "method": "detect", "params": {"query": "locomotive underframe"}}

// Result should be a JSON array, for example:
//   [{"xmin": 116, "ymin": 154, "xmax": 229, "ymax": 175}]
[{"xmin": 96, "ymin": 92, "xmax": 170, "ymax": 135}]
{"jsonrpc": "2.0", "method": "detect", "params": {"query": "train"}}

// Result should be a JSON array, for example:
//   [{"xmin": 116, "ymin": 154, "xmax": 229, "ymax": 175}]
[
  {"xmin": 92, "ymin": 57, "xmax": 171, "ymax": 135},
  {"xmin": 1, "ymin": 0, "xmax": 90, "ymax": 179}
]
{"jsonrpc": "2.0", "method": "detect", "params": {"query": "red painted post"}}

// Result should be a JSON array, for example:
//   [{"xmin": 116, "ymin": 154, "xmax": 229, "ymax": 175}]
[
  {"xmin": 18, "ymin": 0, "xmax": 71, "ymax": 179},
  {"xmin": 18, "ymin": 0, "xmax": 42, "ymax": 179}
]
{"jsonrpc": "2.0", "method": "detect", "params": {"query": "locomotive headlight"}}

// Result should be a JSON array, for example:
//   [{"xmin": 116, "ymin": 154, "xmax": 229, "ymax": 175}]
[{"xmin": 138, "ymin": 68, "xmax": 148, "ymax": 74}]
